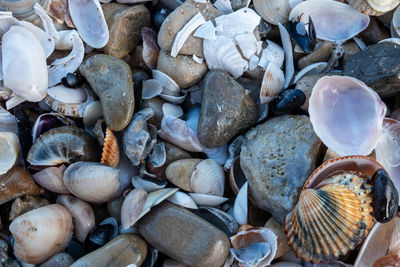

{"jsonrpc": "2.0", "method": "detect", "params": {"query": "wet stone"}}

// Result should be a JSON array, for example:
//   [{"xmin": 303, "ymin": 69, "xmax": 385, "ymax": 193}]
[
  {"xmin": 138, "ymin": 202, "xmax": 230, "ymax": 267},
  {"xmin": 240, "ymin": 115, "xmax": 322, "ymax": 223},
  {"xmin": 103, "ymin": 3, "xmax": 150, "ymax": 59},
  {"xmin": 359, "ymin": 16, "xmax": 389, "ymax": 45},
  {"xmin": 198, "ymin": 71, "xmax": 259, "ymax": 148}
]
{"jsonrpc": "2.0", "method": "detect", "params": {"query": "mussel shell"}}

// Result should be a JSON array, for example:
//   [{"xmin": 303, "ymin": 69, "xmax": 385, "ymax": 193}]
[
  {"xmin": 372, "ymin": 169, "xmax": 399, "ymax": 223},
  {"xmin": 270, "ymin": 89, "xmax": 306, "ymax": 116},
  {"xmin": 61, "ymin": 72, "xmax": 84, "ymax": 88},
  {"xmin": 194, "ymin": 207, "xmax": 239, "ymax": 236},
  {"xmin": 84, "ymin": 223, "xmax": 116, "ymax": 252},
  {"xmin": 32, "ymin": 113, "xmax": 75, "ymax": 142},
  {"xmin": 14, "ymin": 107, "xmax": 32, "ymax": 165}
]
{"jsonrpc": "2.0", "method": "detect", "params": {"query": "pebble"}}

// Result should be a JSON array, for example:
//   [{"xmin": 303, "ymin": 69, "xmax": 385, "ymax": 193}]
[
  {"xmin": 343, "ymin": 42, "xmax": 400, "ymax": 98},
  {"xmin": 0, "ymin": 239, "xmax": 8, "ymax": 264},
  {"xmin": 342, "ymin": 42, "xmax": 361, "ymax": 66},
  {"xmin": 80, "ymin": 54, "xmax": 135, "ymax": 132},
  {"xmin": 359, "ymin": 17, "xmax": 389, "ymax": 45},
  {"xmin": 39, "ymin": 253, "xmax": 74, "ymax": 267},
  {"xmin": 157, "ymin": 49, "xmax": 208, "ymax": 89},
  {"xmin": 138, "ymin": 202, "xmax": 230, "ymax": 267},
  {"xmin": 240, "ymin": 115, "xmax": 322, "ymax": 223},
  {"xmin": 270, "ymin": 89, "xmax": 306, "ymax": 116},
  {"xmin": 295, "ymin": 73, "xmax": 328, "ymax": 112},
  {"xmin": 264, "ymin": 217, "xmax": 290, "ymax": 258},
  {"xmin": 9, "ymin": 196, "xmax": 50, "ymax": 221},
  {"xmin": 198, "ymin": 71, "xmax": 259, "ymax": 148},
  {"xmin": 72, "ymin": 234, "xmax": 147, "ymax": 267},
  {"xmin": 142, "ymin": 97, "xmax": 166, "ymax": 129},
  {"xmin": 102, "ymin": 4, "xmax": 150, "ymax": 59},
  {"xmin": 165, "ymin": 158, "xmax": 202, "ymax": 191},
  {"xmin": 297, "ymin": 41, "xmax": 333, "ymax": 70},
  {"xmin": 372, "ymin": 169, "xmax": 399, "ymax": 223},
  {"xmin": 163, "ymin": 259, "xmax": 188, "ymax": 267},
  {"xmin": 164, "ymin": 143, "xmax": 191, "ymax": 166}
]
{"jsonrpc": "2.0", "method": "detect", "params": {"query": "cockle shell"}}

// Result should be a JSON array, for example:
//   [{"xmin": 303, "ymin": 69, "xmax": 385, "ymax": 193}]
[
  {"xmin": 32, "ymin": 165, "xmax": 70, "ymax": 194},
  {"xmin": 309, "ymin": 76, "xmax": 386, "ymax": 156},
  {"xmin": 9, "ymin": 204, "xmax": 73, "ymax": 264},
  {"xmin": 260, "ymin": 62, "xmax": 285, "ymax": 105},
  {"xmin": 289, "ymin": 0, "xmax": 370, "ymax": 43},
  {"xmin": 348, "ymin": 0, "xmax": 399, "ymax": 16},
  {"xmin": 63, "ymin": 162, "xmax": 121, "ymax": 203},
  {"xmin": 121, "ymin": 188, "xmax": 147, "ymax": 229},
  {"xmin": 190, "ymin": 159, "xmax": 225, "ymax": 196},
  {"xmin": 57, "ymin": 195, "xmax": 95, "ymax": 243},
  {"xmin": 101, "ymin": 128, "xmax": 120, "ymax": 167},
  {"xmin": 0, "ymin": 131, "xmax": 19, "ymax": 175},
  {"xmin": 253, "ymin": 0, "xmax": 290, "ymax": 25},
  {"xmin": 284, "ymin": 171, "xmax": 374, "ymax": 263},
  {"xmin": 166, "ymin": 158, "xmax": 202, "ymax": 191},
  {"xmin": 2, "ymin": 25, "xmax": 48, "ymax": 103}
]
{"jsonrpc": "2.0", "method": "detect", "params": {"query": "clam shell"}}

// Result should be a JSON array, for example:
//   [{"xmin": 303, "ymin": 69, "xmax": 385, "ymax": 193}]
[
  {"xmin": 131, "ymin": 176, "xmax": 167, "ymax": 192},
  {"xmin": 63, "ymin": 162, "xmax": 121, "ymax": 203},
  {"xmin": 167, "ymin": 191, "xmax": 198, "ymax": 209},
  {"xmin": 348, "ymin": 0, "xmax": 399, "ymax": 15},
  {"xmin": 32, "ymin": 112, "xmax": 75, "ymax": 142},
  {"xmin": 194, "ymin": 207, "xmax": 238, "ymax": 236},
  {"xmin": 284, "ymin": 171, "xmax": 374, "ymax": 263},
  {"xmin": 233, "ymin": 182, "xmax": 248, "ymax": 225},
  {"xmin": 9, "ymin": 204, "xmax": 73, "ymax": 264},
  {"xmin": 166, "ymin": 158, "xmax": 202, "ymax": 191},
  {"xmin": 253, "ymin": 0, "xmax": 290, "ymax": 25},
  {"xmin": 32, "ymin": 165, "xmax": 70, "ymax": 194},
  {"xmin": 392, "ymin": 6, "xmax": 400, "ymax": 46},
  {"xmin": 292, "ymin": 62, "xmax": 328, "ymax": 84},
  {"xmin": 258, "ymin": 40, "xmax": 285, "ymax": 70},
  {"xmin": 190, "ymin": 159, "xmax": 225, "ymax": 196},
  {"xmin": 189, "ymin": 193, "xmax": 228, "ymax": 206},
  {"xmin": 152, "ymin": 69, "xmax": 180, "ymax": 96},
  {"xmin": 260, "ymin": 62, "xmax": 285, "ymax": 105},
  {"xmin": 278, "ymin": 23, "xmax": 294, "ymax": 89},
  {"xmin": 229, "ymin": 157, "xmax": 247, "ymax": 195},
  {"xmin": 0, "ymin": 131, "xmax": 19, "ymax": 175},
  {"xmin": 121, "ymin": 188, "xmax": 147, "ymax": 229},
  {"xmin": 101, "ymin": 128, "xmax": 120, "ymax": 167}
]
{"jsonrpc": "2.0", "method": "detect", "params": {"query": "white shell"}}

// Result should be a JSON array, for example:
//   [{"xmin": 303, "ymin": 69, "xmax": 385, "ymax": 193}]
[
  {"xmin": 278, "ymin": 23, "xmax": 294, "ymax": 88},
  {"xmin": 167, "ymin": 191, "xmax": 198, "ymax": 209},
  {"xmin": 392, "ymin": 5, "xmax": 400, "ymax": 38},
  {"xmin": 379, "ymin": 38, "xmax": 400, "ymax": 45},
  {"xmin": 190, "ymin": 159, "xmax": 225, "ymax": 196},
  {"xmin": 189, "ymin": 193, "xmax": 228, "ymax": 206},
  {"xmin": 202, "ymin": 144, "xmax": 229, "ymax": 165},
  {"xmin": 258, "ymin": 40, "xmax": 285, "ymax": 70},
  {"xmin": 309, "ymin": 75, "xmax": 387, "ymax": 156},
  {"xmin": 131, "ymin": 176, "xmax": 167, "ymax": 192},
  {"xmin": 152, "ymin": 70, "xmax": 180, "ymax": 96},
  {"xmin": 57, "ymin": 195, "xmax": 95, "ymax": 243},
  {"xmin": 0, "ymin": 131, "xmax": 19, "ymax": 175},
  {"xmin": 260, "ymin": 62, "xmax": 285, "ymax": 105},
  {"xmin": 139, "ymin": 188, "xmax": 179, "ymax": 217},
  {"xmin": 233, "ymin": 182, "xmax": 248, "ymax": 225},
  {"xmin": 214, "ymin": 0, "xmax": 234, "ymax": 13},
  {"xmin": 289, "ymin": 0, "xmax": 370, "ymax": 43},
  {"xmin": 194, "ymin": 20, "xmax": 216, "ymax": 40},
  {"xmin": 292, "ymin": 62, "xmax": 328, "ymax": 84},
  {"xmin": 83, "ymin": 101, "xmax": 102, "ymax": 126},
  {"xmin": 214, "ymin": 8, "xmax": 260, "ymax": 40},
  {"xmin": 235, "ymin": 33, "xmax": 259, "ymax": 59},
  {"xmin": 32, "ymin": 165, "xmax": 70, "ymax": 194},
  {"xmin": 253, "ymin": 0, "xmax": 290, "ymax": 25},
  {"xmin": 9, "ymin": 204, "xmax": 73, "ymax": 264},
  {"xmin": 142, "ymin": 79, "xmax": 163, "ymax": 99},
  {"xmin": 121, "ymin": 188, "xmax": 147, "ymax": 229},
  {"xmin": 0, "ymin": 106, "xmax": 16, "ymax": 133},
  {"xmin": 68, "ymin": 0, "xmax": 109, "ymax": 48},
  {"xmin": 2, "ymin": 26, "xmax": 48, "ymax": 102},
  {"xmin": 159, "ymin": 91, "xmax": 187, "ymax": 104},
  {"xmin": 162, "ymin": 103, "xmax": 183, "ymax": 118}
]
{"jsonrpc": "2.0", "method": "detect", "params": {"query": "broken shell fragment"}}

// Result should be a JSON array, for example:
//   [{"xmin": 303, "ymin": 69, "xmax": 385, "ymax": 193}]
[
  {"xmin": 348, "ymin": 0, "xmax": 400, "ymax": 16},
  {"xmin": 253, "ymin": 0, "xmax": 290, "ymax": 25},
  {"xmin": 9, "ymin": 204, "xmax": 73, "ymax": 264},
  {"xmin": 1, "ymin": 0, "xmax": 51, "ymax": 23},
  {"xmin": 32, "ymin": 112, "xmax": 75, "ymax": 142},
  {"xmin": 233, "ymin": 182, "xmax": 248, "ymax": 225},
  {"xmin": 190, "ymin": 159, "xmax": 225, "ymax": 197},
  {"xmin": 189, "ymin": 193, "xmax": 228, "ymax": 206},
  {"xmin": 32, "ymin": 165, "xmax": 70, "ymax": 194},
  {"xmin": 142, "ymin": 27, "xmax": 159, "ymax": 70},
  {"xmin": 0, "ymin": 132, "xmax": 19, "ymax": 175},
  {"xmin": 101, "ymin": 128, "xmax": 120, "ymax": 167},
  {"xmin": 167, "ymin": 191, "xmax": 198, "ymax": 209},
  {"xmin": 166, "ymin": 158, "xmax": 202, "ymax": 192},
  {"xmin": 131, "ymin": 176, "xmax": 167, "ymax": 192},
  {"xmin": 121, "ymin": 188, "xmax": 147, "ymax": 229},
  {"xmin": 260, "ymin": 62, "xmax": 285, "ymax": 105}
]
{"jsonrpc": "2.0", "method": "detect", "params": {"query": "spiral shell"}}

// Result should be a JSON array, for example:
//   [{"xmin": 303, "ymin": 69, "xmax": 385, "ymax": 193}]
[
  {"xmin": 101, "ymin": 128, "xmax": 120, "ymax": 167},
  {"xmin": 284, "ymin": 171, "xmax": 374, "ymax": 263}
]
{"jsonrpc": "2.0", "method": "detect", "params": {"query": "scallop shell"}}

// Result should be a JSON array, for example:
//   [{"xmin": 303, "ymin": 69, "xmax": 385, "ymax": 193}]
[
  {"xmin": 348, "ymin": 0, "xmax": 399, "ymax": 16},
  {"xmin": 190, "ymin": 159, "xmax": 225, "ymax": 196},
  {"xmin": 253, "ymin": 0, "xmax": 290, "ymax": 25},
  {"xmin": 0, "ymin": 131, "xmax": 19, "ymax": 175},
  {"xmin": 101, "ymin": 128, "xmax": 120, "ymax": 167},
  {"xmin": 260, "ymin": 62, "xmax": 285, "ymax": 105},
  {"xmin": 284, "ymin": 171, "xmax": 374, "ymax": 263},
  {"xmin": 9, "ymin": 204, "xmax": 73, "ymax": 264},
  {"xmin": 32, "ymin": 165, "xmax": 70, "ymax": 194}
]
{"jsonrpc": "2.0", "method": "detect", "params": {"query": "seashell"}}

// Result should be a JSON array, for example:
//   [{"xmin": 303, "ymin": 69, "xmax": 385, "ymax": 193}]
[
  {"xmin": 166, "ymin": 158, "xmax": 202, "ymax": 191},
  {"xmin": 371, "ymin": 169, "xmax": 398, "ymax": 223},
  {"xmin": 253, "ymin": 0, "xmax": 290, "ymax": 25},
  {"xmin": 189, "ymin": 193, "xmax": 228, "ymax": 206},
  {"xmin": 167, "ymin": 191, "xmax": 198, "ymax": 209},
  {"xmin": 39, "ymin": 253, "xmax": 75, "ymax": 267},
  {"xmin": 235, "ymin": 32, "xmax": 260, "ymax": 60},
  {"xmin": 63, "ymin": 162, "xmax": 121, "ymax": 203},
  {"xmin": 348, "ymin": 0, "xmax": 399, "ymax": 16},
  {"xmin": 57, "ymin": 195, "xmax": 95, "ymax": 243},
  {"xmin": 158, "ymin": 115, "xmax": 203, "ymax": 152},
  {"xmin": 32, "ymin": 165, "xmax": 70, "ymax": 194},
  {"xmin": 123, "ymin": 108, "xmax": 157, "ymax": 166},
  {"xmin": 84, "ymin": 217, "xmax": 119, "ymax": 252},
  {"xmin": 289, "ymin": 0, "xmax": 370, "ymax": 43},
  {"xmin": 190, "ymin": 159, "xmax": 225, "ymax": 196},
  {"xmin": 270, "ymin": 89, "xmax": 306, "ymax": 116},
  {"xmin": 44, "ymin": 86, "xmax": 97, "ymax": 118},
  {"xmin": 164, "ymin": 142, "xmax": 191, "ymax": 165},
  {"xmin": 194, "ymin": 207, "xmax": 238, "ymax": 236},
  {"xmin": 258, "ymin": 40, "xmax": 285, "ymax": 70},
  {"xmin": 139, "ymin": 188, "xmax": 179, "ymax": 218},
  {"xmin": 121, "ymin": 188, "xmax": 147, "ymax": 229},
  {"xmin": 0, "ymin": 131, "xmax": 19, "ymax": 175},
  {"xmin": 160, "ymin": 91, "xmax": 187, "ymax": 105},
  {"xmin": 234, "ymin": 182, "xmax": 248, "ymax": 226},
  {"xmin": 49, "ymin": 0, "xmax": 74, "ymax": 27},
  {"xmin": 32, "ymin": 113, "xmax": 75, "ymax": 143},
  {"xmin": 62, "ymin": 72, "xmax": 84, "ymax": 89},
  {"xmin": 0, "ymin": 0, "xmax": 51, "ymax": 23},
  {"xmin": 147, "ymin": 141, "xmax": 167, "ymax": 179},
  {"xmin": 224, "ymin": 135, "xmax": 244, "ymax": 171},
  {"xmin": 0, "ymin": 167, "xmax": 42, "ymax": 205},
  {"xmin": 9, "ymin": 195, "xmax": 50, "ymax": 221},
  {"xmin": 309, "ymin": 76, "xmax": 386, "ymax": 156},
  {"xmin": 118, "ymin": 148, "xmax": 140, "ymax": 191},
  {"xmin": 101, "ymin": 128, "xmax": 120, "ymax": 167},
  {"xmin": 285, "ymin": 171, "xmax": 374, "ymax": 263},
  {"xmin": 142, "ymin": 79, "xmax": 163, "ymax": 99},
  {"xmin": 68, "ymin": 0, "xmax": 108, "ymax": 48},
  {"xmin": 83, "ymin": 101, "xmax": 102, "ymax": 126},
  {"xmin": 27, "ymin": 126, "xmax": 99, "ymax": 166},
  {"xmin": 0, "ymin": 106, "xmax": 17, "ymax": 133},
  {"xmin": 392, "ymin": 6, "xmax": 400, "ymax": 37},
  {"xmin": 213, "ymin": 0, "xmax": 233, "ymax": 13},
  {"xmin": 202, "ymin": 144, "xmax": 229, "ymax": 165},
  {"xmin": 230, "ymin": 225, "xmax": 278, "ymax": 267},
  {"xmin": 260, "ymin": 62, "xmax": 285, "ymax": 105},
  {"xmin": 9, "ymin": 204, "xmax": 73, "ymax": 264},
  {"xmin": 152, "ymin": 69, "xmax": 180, "ymax": 96},
  {"xmin": 162, "ymin": 103, "xmax": 183, "ymax": 118},
  {"xmin": 142, "ymin": 27, "xmax": 159, "ymax": 70},
  {"xmin": 229, "ymin": 157, "xmax": 247, "ymax": 195},
  {"xmin": 2, "ymin": 25, "xmax": 48, "ymax": 104},
  {"xmin": 292, "ymin": 62, "xmax": 328, "ymax": 84},
  {"xmin": 278, "ymin": 23, "xmax": 294, "ymax": 88},
  {"xmin": 131, "ymin": 176, "xmax": 167, "ymax": 192},
  {"xmin": 373, "ymin": 253, "xmax": 400, "ymax": 266},
  {"xmin": 264, "ymin": 217, "xmax": 291, "ymax": 259}
]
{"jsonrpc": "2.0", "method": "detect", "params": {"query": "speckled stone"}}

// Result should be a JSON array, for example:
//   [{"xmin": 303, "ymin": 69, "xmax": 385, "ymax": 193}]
[
  {"xmin": 71, "ymin": 234, "xmax": 147, "ymax": 267},
  {"xmin": 138, "ymin": 202, "xmax": 230, "ymax": 267},
  {"xmin": 9, "ymin": 196, "xmax": 50, "ymax": 221},
  {"xmin": 198, "ymin": 71, "xmax": 258, "ymax": 148},
  {"xmin": 240, "ymin": 115, "xmax": 322, "ymax": 223},
  {"xmin": 80, "ymin": 54, "xmax": 134, "ymax": 132},
  {"xmin": 103, "ymin": 4, "xmax": 150, "ymax": 59}
]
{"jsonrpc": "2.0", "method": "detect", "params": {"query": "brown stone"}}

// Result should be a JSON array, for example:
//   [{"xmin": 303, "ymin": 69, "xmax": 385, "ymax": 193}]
[
  {"xmin": 360, "ymin": 16, "xmax": 389, "ymax": 45},
  {"xmin": 165, "ymin": 158, "xmax": 202, "ymax": 191},
  {"xmin": 297, "ymin": 41, "xmax": 333, "ymax": 70}
]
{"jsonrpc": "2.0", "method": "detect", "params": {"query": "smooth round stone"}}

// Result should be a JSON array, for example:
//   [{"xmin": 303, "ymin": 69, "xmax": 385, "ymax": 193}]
[
  {"xmin": 142, "ymin": 97, "xmax": 166, "ymax": 129},
  {"xmin": 157, "ymin": 49, "xmax": 208, "ymax": 89},
  {"xmin": 297, "ymin": 41, "xmax": 332, "ymax": 70},
  {"xmin": 198, "ymin": 71, "xmax": 259, "ymax": 148},
  {"xmin": 138, "ymin": 202, "xmax": 230, "ymax": 267},
  {"xmin": 163, "ymin": 259, "xmax": 188, "ymax": 267},
  {"xmin": 80, "ymin": 54, "xmax": 134, "ymax": 132},
  {"xmin": 71, "ymin": 235, "xmax": 147, "ymax": 267},
  {"xmin": 270, "ymin": 89, "xmax": 306, "ymax": 116},
  {"xmin": 165, "ymin": 158, "xmax": 202, "ymax": 191},
  {"xmin": 372, "ymin": 169, "xmax": 399, "ymax": 223},
  {"xmin": 39, "ymin": 253, "xmax": 74, "ymax": 267},
  {"xmin": 102, "ymin": 4, "xmax": 150, "ymax": 59},
  {"xmin": 240, "ymin": 115, "xmax": 322, "ymax": 223}
]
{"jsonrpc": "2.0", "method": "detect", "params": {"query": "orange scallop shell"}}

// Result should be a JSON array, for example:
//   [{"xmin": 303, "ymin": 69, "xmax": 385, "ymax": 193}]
[{"xmin": 101, "ymin": 128, "xmax": 120, "ymax": 167}]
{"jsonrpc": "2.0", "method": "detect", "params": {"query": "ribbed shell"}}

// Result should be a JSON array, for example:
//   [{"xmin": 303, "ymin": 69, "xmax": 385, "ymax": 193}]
[
  {"xmin": 253, "ymin": 0, "xmax": 291, "ymax": 25},
  {"xmin": 190, "ymin": 159, "xmax": 225, "ymax": 196},
  {"xmin": 284, "ymin": 171, "xmax": 374, "ymax": 263},
  {"xmin": 101, "ymin": 128, "xmax": 120, "ymax": 167},
  {"xmin": 347, "ymin": 0, "xmax": 399, "ymax": 16},
  {"xmin": 260, "ymin": 62, "xmax": 285, "ymax": 105}
]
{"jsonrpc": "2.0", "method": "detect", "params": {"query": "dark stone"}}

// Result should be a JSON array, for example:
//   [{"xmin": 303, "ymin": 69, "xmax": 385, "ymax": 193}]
[
  {"xmin": 270, "ymin": 89, "xmax": 306, "ymax": 116},
  {"xmin": 372, "ymin": 169, "xmax": 399, "ymax": 223},
  {"xmin": 359, "ymin": 17, "xmax": 389, "ymax": 45}
]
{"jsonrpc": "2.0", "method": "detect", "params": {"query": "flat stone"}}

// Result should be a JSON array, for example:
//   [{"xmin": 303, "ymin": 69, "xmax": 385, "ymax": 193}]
[
  {"xmin": 71, "ymin": 234, "xmax": 147, "ymax": 267},
  {"xmin": 80, "ymin": 54, "xmax": 135, "ymax": 132},
  {"xmin": 343, "ymin": 42, "xmax": 400, "ymax": 98},
  {"xmin": 103, "ymin": 4, "xmax": 150, "ymax": 59},
  {"xmin": 240, "ymin": 115, "xmax": 322, "ymax": 223},
  {"xmin": 198, "ymin": 71, "xmax": 258, "ymax": 148},
  {"xmin": 157, "ymin": 0, "xmax": 222, "ymax": 57},
  {"xmin": 138, "ymin": 202, "xmax": 230, "ymax": 267},
  {"xmin": 157, "ymin": 49, "xmax": 208, "ymax": 89}
]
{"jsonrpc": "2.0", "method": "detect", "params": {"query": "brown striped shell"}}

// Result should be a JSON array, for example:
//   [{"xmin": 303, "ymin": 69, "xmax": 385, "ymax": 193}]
[
  {"xmin": 101, "ymin": 128, "xmax": 120, "ymax": 167},
  {"xmin": 284, "ymin": 171, "xmax": 374, "ymax": 263},
  {"xmin": 347, "ymin": 0, "xmax": 399, "ymax": 16}
]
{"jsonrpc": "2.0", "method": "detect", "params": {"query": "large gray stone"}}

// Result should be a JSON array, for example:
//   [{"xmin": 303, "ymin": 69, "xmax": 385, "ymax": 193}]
[{"xmin": 240, "ymin": 115, "xmax": 322, "ymax": 223}]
